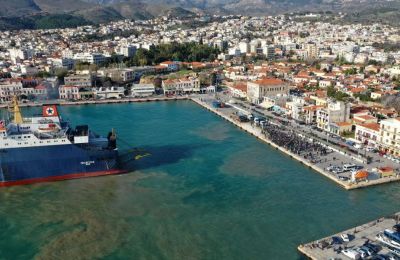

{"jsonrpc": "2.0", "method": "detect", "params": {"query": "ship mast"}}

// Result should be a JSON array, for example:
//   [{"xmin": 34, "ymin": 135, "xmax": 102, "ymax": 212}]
[{"xmin": 12, "ymin": 96, "xmax": 23, "ymax": 124}]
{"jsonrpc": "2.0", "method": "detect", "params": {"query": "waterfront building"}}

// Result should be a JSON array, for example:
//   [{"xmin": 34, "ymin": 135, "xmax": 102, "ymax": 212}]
[
  {"xmin": 0, "ymin": 80, "xmax": 23, "ymax": 102},
  {"xmin": 131, "ymin": 84, "xmax": 155, "ymax": 97},
  {"xmin": 285, "ymin": 97, "xmax": 306, "ymax": 122},
  {"xmin": 303, "ymin": 105, "xmax": 324, "ymax": 124},
  {"xmin": 246, "ymin": 78, "xmax": 289, "ymax": 104},
  {"xmin": 59, "ymin": 85, "xmax": 80, "ymax": 100},
  {"xmin": 227, "ymin": 82, "xmax": 247, "ymax": 98},
  {"xmin": 93, "ymin": 87, "xmax": 125, "ymax": 99},
  {"xmin": 355, "ymin": 123, "xmax": 380, "ymax": 148},
  {"xmin": 316, "ymin": 101, "xmax": 351, "ymax": 134},
  {"xmin": 379, "ymin": 118, "xmax": 400, "ymax": 156},
  {"xmin": 162, "ymin": 77, "xmax": 200, "ymax": 95}
]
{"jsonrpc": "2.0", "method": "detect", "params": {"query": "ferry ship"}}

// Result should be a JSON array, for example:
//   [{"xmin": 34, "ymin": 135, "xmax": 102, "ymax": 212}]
[{"xmin": 0, "ymin": 97, "xmax": 125, "ymax": 187}]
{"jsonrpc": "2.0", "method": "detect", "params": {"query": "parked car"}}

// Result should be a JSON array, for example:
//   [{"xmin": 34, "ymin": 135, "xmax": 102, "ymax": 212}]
[
  {"xmin": 341, "ymin": 233, "xmax": 350, "ymax": 242},
  {"xmin": 342, "ymin": 249, "xmax": 360, "ymax": 259},
  {"xmin": 364, "ymin": 243, "xmax": 380, "ymax": 254},
  {"xmin": 360, "ymin": 246, "xmax": 374, "ymax": 256},
  {"xmin": 331, "ymin": 236, "xmax": 342, "ymax": 245},
  {"xmin": 357, "ymin": 248, "xmax": 368, "ymax": 258}
]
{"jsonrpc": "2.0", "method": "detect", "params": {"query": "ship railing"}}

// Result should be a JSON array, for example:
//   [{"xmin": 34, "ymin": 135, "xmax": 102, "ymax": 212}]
[{"xmin": 33, "ymin": 131, "xmax": 68, "ymax": 140}]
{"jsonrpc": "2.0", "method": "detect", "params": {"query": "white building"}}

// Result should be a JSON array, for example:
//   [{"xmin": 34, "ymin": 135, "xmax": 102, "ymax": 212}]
[
  {"xmin": 59, "ymin": 85, "xmax": 80, "ymax": 100},
  {"xmin": 131, "ymin": 84, "xmax": 155, "ymax": 97},
  {"xmin": 379, "ymin": 118, "xmax": 400, "ymax": 156},
  {"xmin": 73, "ymin": 53, "xmax": 107, "ymax": 65},
  {"xmin": 355, "ymin": 123, "xmax": 380, "ymax": 148},
  {"xmin": 0, "ymin": 81, "xmax": 23, "ymax": 102},
  {"xmin": 8, "ymin": 48, "xmax": 33, "ymax": 64},
  {"xmin": 316, "ymin": 101, "xmax": 351, "ymax": 134},
  {"xmin": 48, "ymin": 57, "xmax": 75, "ymax": 70},
  {"xmin": 94, "ymin": 87, "xmax": 125, "ymax": 99},
  {"xmin": 118, "ymin": 45, "xmax": 137, "ymax": 58}
]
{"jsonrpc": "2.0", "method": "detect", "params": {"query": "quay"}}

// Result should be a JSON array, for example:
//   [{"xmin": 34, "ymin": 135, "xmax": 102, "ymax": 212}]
[
  {"xmin": 191, "ymin": 97, "xmax": 400, "ymax": 190},
  {"xmin": 0, "ymin": 96, "xmax": 189, "ymax": 108},
  {"xmin": 298, "ymin": 212, "xmax": 400, "ymax": 259}
]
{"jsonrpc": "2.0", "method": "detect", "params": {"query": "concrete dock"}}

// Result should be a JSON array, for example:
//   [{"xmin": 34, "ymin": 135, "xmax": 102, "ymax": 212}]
[
  {"xmin": 191, "ymin": 97, "xmax": 400, "ymax": 190},
  {"xmin": 298, "ymin": 212, "xmax": 400, "ymax": 259}
]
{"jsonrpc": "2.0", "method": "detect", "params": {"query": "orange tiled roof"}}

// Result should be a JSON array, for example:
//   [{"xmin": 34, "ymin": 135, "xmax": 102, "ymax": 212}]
[
  {"xmin": 252, "ymin": 78, "xmax": 284, "ymax": 85},
  {"xmin": 335, "ymin": 121, "xmax": 352, "ymax": 127},
  {"xmin": 359, "ymin": 123, "xmax": 380, "ymax": 132}
]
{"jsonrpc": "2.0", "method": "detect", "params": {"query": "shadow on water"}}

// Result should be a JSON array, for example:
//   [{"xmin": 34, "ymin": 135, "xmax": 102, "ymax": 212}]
[{"xmin": 119, "ymin": 144, "xmax": 206, "ymax": 171}]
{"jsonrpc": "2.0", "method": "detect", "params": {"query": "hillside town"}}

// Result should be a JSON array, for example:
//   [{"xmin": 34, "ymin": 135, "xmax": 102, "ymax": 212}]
[{"xmin": 1, "ymin": 13, "xmax": 400, "ymax": 166}]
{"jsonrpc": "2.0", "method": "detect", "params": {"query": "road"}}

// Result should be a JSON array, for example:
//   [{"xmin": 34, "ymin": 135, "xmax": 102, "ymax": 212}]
[{"xmin": 196, "ymin": 92, "xmax": 399, "ymax": 178}]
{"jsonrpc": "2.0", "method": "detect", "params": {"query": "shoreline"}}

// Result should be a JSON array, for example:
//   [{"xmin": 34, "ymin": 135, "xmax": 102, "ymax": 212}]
[
  {"xmin": 0, "ymin": 96, "xmax": 189, "ymax": 108},
  {"xmin": 190, "ymin": 97, "xmax": 400, "ymax": 190},
  {"xmin": 3, "ymin": 95, "xmax": 400, "ymax": 190}
]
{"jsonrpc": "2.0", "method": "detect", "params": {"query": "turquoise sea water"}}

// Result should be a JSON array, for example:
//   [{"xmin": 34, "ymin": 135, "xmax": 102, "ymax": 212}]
[{"xmin": 0, "ymin": 100, "xmax": 399, "ymax": 259}]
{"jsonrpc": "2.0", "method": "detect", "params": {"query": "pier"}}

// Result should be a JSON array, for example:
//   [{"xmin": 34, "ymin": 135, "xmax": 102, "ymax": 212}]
[
  {"xmin": 298, "ymin": 212, "xmax": 400, "ymax": 259},
  {"xmin": 191, "ymin": 97, "xmax": 400, "ymax": 190}
]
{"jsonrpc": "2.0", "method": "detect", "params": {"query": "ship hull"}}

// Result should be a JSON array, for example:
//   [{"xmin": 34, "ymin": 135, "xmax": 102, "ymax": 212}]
[{"xmin": 0, "ymin": 144, "xmax": 125, "ymax": 187}]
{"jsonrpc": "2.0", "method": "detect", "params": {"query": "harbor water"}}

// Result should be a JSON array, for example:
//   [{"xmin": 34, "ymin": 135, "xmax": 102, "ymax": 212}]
[{"xmin": 0, "ymin": 100, "xmax": 399, "ymax": 259}]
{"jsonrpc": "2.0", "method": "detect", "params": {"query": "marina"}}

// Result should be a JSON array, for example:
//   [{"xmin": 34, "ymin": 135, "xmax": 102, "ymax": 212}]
[
  {"xmin": 191, "ymin": 97, "xmax": 400, "ymax": 190},
  {"xmin": 298, "ymin": 212, "xmax": 400, "ymax": 260}
]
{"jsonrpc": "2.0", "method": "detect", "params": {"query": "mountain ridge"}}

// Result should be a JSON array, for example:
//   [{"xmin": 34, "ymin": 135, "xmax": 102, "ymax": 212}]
[{"xmin": 0, "ymin": 0, "xmax": 398, "ymax": 30}]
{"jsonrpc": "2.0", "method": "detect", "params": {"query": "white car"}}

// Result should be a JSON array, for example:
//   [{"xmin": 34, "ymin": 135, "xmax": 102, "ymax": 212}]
[
  {"xmin": 342, "ymin": 249, "xmax": 360, "ymax": 259},
  {"xmin": 341, "ymin": 233, "xmax": 350, "ymax": 242}
]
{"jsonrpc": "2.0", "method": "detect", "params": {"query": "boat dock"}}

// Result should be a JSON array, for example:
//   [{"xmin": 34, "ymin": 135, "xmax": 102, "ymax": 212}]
[
  {"xmin": 0, "ymin": 96, "xmax": 188, "ymax": 108},
  {"xmin": 298, "ymin": 212, "xmax": 400, "ymax": 259},
  {"xmin": 191, "ymin": 97, "xmax": 400, "ymax": 190}
]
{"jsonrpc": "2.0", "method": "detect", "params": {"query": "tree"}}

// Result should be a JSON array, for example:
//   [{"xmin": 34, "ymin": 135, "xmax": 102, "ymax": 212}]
[{"xmin": 55, "ymin": 68, "xmax": 68, "ymax": 82}]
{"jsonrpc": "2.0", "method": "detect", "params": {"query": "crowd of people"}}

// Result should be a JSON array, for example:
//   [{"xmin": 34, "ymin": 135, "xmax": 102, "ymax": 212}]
[{"xmin": 261, "ymin": 122, "xmax": 329, "ymax": 163}]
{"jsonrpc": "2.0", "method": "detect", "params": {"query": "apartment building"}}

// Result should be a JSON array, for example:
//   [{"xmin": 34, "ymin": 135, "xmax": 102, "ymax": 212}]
[
  {"xmin": 0, "ymin": 81, "xmax": 23, "ymax": 102},
  {"xmin": 379, "ymin": 118, "xmax": 400, "ymax": 156},
  {"xmin": 316, "ymin": 101, "xmax": 351, "ymax": 134},
  {"xmin": 355, "ymin": 123, "xmax": 380, "ymax": 148},
  {"xmin": 64, "ymin": 74, "xmax": 93, "ymax": 87},
  {"xmin": 59, "ymin": 85, "xmax": 80, "ymax": 100}
]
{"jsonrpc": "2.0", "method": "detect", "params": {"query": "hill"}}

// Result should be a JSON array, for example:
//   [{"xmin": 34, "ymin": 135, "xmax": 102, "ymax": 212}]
[
  {"xmin": 73, "ymin": 6, "xmax": 124, "ymax": 24},
  {"xmin": 34, "ymin": 0, "xmax": 94, "ymax": 13},
  {"xmin": 0, "ymin": 0, "xmax": 400, "ymax": 30},
  {"xmin": 0, "ymin": 0, "xmax": 40, "ymax": 17}
]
